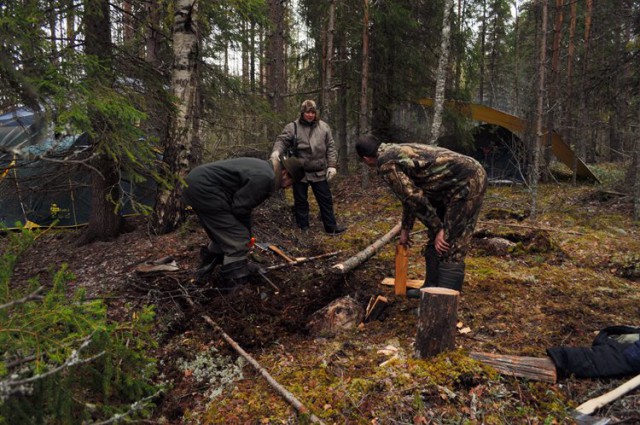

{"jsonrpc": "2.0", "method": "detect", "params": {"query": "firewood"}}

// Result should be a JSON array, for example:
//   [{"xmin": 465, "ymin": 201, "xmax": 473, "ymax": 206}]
[
  {"xmin": 469, "ymin": 351, "xmax": 557, "ymax": 383},
  {"xmin": 364, "ymin": 295, "xmax": 389, "ymax": 323},
  {"xmin": 415, "ymin": 288, "xmax": 459, "ymax": 358},
  {"xmin": 381, "ymin": 277, "xmax": 423, "ymax": 289}
]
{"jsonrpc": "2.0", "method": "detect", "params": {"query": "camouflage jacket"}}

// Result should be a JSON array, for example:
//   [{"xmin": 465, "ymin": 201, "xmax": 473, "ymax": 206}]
[{"xmin": 376, "ymin": 143, "xmax": 486, "ymax": 234}]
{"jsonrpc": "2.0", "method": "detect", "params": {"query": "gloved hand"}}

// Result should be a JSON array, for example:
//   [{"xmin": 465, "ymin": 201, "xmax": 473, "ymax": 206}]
[
  {"xmin": 269, "ymin": 151, "xmax": 280, "ymax": 162},
  {"xmin": 326, "ymin": 167, "xmax": 337, "ymax": 181},
  {"xmin": 246, "ymin": 261, "xmax": 266, "ymax": 276}
]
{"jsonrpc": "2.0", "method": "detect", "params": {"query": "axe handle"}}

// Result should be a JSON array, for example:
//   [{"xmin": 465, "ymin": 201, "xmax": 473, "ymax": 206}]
[
  {"xmin": 576, "ymin": 373, "xmax": 640, "ymax": 415},
  {"xmin": 395, "ymin": 244, "xmax": 408, "ymax": 296},
  {"xmin": 269, "ymin": 245, "xmax": 296, "ymax": 263}
]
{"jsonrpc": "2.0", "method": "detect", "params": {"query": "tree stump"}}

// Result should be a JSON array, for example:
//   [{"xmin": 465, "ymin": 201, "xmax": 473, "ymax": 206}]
[{"xmin": 415, "ymin": 288, "xmax": 459, "ymax": 359}]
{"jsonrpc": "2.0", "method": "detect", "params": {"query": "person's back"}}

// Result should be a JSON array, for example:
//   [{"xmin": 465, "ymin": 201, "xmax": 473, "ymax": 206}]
[{"xmin": 376, "ymin": 143, "xmax": 485, "ymax": 204}]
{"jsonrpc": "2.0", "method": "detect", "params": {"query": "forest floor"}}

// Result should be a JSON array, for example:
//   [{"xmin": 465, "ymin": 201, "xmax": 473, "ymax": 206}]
[{"xmin": 8, "ymin": 163, "xmax": 640, "ymax": 424}]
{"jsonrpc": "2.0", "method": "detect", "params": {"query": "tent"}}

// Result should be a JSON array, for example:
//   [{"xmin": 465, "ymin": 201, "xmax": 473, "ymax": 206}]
[
  {"xmin": 417, "ymin": 98, "xmax": 599, "ymax": 183},
  {"xmin": 1, "ymin": 109, "xmax": 156, "ymax": 229}
]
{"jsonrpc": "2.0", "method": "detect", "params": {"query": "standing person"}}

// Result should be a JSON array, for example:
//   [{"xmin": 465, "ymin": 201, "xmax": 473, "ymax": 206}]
[
  {"xmin": 182, "ymin": 155, "xmax": 305, "ymax": 289},
  {"xmin": 356, "ymin": 135, "xmax": 487, "ymax": 297},
  {"xmin": 270, "ymin": 100, "xmax": 346, "ymax": 235}
]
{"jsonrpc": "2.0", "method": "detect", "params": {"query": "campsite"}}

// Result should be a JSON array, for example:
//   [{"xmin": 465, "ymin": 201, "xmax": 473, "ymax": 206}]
[
  {"xmin": 2, "ymin": 0, "xmax": 640, "ymax": 424},
  {"xmin": 4, "ymin": 163, "xmax": 640, "ymax": 423}
]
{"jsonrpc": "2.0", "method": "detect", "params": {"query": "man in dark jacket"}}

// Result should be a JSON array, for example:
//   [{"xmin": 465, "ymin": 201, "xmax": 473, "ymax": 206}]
[
  {"xmin": 356, "ymin": 135, "xmax": 487, "ymax": 297},
  {"xmin": 270, "ymin": 100, "xmax": 346, "ymax": 235},
  {"xmin": 182, "ymin": 155, "xmax": 305, "ymax": 288}
]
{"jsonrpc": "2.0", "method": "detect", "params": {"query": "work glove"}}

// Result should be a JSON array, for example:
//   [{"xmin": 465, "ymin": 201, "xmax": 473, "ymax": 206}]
[
  {"xmin": 269, "ymin": 151, "xmax": 280, "ymax": 162},
  {"xmin": 326, "ymin": 167, "xmax": 337, "ymax": 181}
]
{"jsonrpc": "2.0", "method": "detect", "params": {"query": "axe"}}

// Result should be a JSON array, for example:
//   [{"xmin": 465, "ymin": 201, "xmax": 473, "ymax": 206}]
[
  {"xmin": 255, "ymin": 242, "xmax": 297, "ymax": 263},
  {"xmin": 571, "ymin": 373, "xmax": 640, "ymax": 424}
]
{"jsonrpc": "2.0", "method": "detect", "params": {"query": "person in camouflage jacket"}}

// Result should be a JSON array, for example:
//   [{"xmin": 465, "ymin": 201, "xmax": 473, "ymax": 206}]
[{"xmin": 356, "ymin": 135, "xmax": 487, "ymax": 297}]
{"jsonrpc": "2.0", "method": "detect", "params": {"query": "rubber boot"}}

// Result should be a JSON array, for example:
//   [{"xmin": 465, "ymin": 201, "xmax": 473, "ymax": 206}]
[
  {"xmin": 438, "ymin": 262, "xmax": 465, "ymax": 291},
  {"xmin": 407, "ymin": 244, "xmax": 440, "ymax": 299},
  {"xmin": 219, "ymin": 260, "xmax": 251, "ymax": 290},
  {"xmin": 195, "ymin": 246, "xmax": 223, "ymax": 284}
]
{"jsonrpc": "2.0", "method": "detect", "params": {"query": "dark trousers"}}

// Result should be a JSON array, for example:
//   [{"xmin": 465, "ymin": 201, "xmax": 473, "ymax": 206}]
[{"xmin": 292, "ymin": 179, "xmax": 337, "ymax": 231}]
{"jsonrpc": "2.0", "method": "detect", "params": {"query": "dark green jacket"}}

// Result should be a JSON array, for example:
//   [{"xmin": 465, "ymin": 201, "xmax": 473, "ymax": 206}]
[{"xmin": 183, "ymin": 158, "xmax": 276, "ymax": 216}]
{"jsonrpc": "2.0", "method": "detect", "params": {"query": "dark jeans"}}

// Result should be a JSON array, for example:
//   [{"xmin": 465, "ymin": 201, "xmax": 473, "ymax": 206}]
[{"xmin": 292, "ymin": 179, "xmax": 337, "ymax": 231}]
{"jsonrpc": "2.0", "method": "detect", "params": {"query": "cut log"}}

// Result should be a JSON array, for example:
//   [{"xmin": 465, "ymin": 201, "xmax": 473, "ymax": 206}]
[
  {"xmin": 332, "ymin": 222, "xmax": 401, "ymax": 274},
  {"xmin": 415, "ymin": 288, "xmax": 459, "ymax": 359},
  {"xmin": 394, "ymin": 244, "xmax": 408, "ymax": 296},
  {"xmin": 381, "ymin": 277, "xmax": 423, "ymax": 289},
  {"xmin": 364, "ymin": 295, "xmax": 389, "ymax": 323},
  {"xmin": 469, "ymin": 352, "xmax": 557, "ymax": 383}
]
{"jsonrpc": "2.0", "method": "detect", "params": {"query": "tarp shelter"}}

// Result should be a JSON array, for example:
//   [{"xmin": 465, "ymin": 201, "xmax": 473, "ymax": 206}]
[
  {"xmin": 1, "ymin": 108, "xmax": 156, "ymax": 229},
  {"xmin": 418, "ymin": 98, "xmax": 599, "ymax": 183}
]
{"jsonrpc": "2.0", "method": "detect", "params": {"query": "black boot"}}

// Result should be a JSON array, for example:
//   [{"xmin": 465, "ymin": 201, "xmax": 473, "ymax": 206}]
[
  {"xmin": 219, "ymin": 260, "xmax": 251, "ymax": 290},
  {"xmin": 218, "ymin": 259, "xmax": 266, "ymax": 291},
  {"xmin": 438, "ymin": 262, "xmax": 465, "ymax": 291},
  {"xmin": 195, "ymin": 246, "xmax": 223, "ymax": 284},
  {"xmin": 407, "ymin": 244, "xmax": 440, "ymax": 299}
]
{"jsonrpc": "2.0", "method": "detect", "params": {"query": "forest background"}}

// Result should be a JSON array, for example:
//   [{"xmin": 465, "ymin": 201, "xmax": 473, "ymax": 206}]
[{"xmin": 1, "ymin": 0, "xmax": 640, "ymax": 423}]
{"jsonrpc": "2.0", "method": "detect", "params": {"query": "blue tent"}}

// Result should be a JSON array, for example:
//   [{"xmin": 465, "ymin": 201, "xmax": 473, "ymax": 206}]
[{"xmin": 1, "ymin": 108, "xmax": 156, "ymax": 229}]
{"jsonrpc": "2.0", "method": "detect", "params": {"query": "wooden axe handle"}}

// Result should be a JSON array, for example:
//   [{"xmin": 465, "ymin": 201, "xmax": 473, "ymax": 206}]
[
  {"xmin": 269, "ymin": 245, "xmax": 296, "ymax": 263},
  {"xmin": 576, "ymin": 373, "xmax": 640, "ymax": 415},
  {"xmin": 395, "ymin": 244, "xmax": 408, "ymax": 296}
]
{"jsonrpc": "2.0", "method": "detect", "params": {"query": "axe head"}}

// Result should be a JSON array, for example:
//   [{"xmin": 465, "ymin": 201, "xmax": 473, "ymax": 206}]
[{"xmin": 571, "ymin": 410, "xmax": 611, "ymax": 425}]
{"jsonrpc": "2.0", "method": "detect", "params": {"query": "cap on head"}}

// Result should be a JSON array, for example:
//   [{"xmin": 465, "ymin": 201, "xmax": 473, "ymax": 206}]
[
  {"xmin": 282, "ymin": 156, "xmax": 305, "ymax": 183},
  {"xmin": 300, "ymin": 99, "xmax": 317, "ymax": 113},
  {"xmin": 355, "ymin": 134, "xmax": 381, "ymax": 158}
]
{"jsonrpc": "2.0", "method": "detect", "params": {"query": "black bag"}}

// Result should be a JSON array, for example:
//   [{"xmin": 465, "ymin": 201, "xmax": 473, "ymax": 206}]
[{"xmin": 285, "ymin": 121, "xmax": 298, "ymax": 158}]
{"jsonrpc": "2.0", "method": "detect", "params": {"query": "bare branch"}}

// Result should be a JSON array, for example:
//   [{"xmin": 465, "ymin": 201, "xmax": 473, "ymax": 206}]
[{"xmin": 0, "ymin": 286, "xmax": 44, "ymax": 310}]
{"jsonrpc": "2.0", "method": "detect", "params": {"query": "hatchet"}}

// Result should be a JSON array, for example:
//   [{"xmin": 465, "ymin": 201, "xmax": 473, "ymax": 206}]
[
  {"xmin": 571, "ymin": 373, "xmax": 640, "ymax": 424},
  {"xmin": 255, "ymin": 242, "xmax": 297, "ymax": 263}
]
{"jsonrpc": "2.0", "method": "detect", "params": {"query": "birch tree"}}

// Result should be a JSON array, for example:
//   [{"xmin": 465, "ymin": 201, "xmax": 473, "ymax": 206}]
[
  {"xmin": 429, "ymin": 0, "xmax": 454, "ymax": 145},
  {"xmin": 153, "ymin": 0, "xmax": 202, "ymax": 234}
]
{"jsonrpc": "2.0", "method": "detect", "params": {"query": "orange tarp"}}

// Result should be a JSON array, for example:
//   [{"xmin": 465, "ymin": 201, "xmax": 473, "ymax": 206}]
[{"xmin": 418, "ymin": 98, "xmax": 598, "ymax": 182}]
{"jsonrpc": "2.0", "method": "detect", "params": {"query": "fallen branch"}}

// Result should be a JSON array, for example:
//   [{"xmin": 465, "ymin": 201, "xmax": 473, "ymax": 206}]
[
  {"xmin": 332, "ymin": 222, "xmax": 402, "ymax": 274},
  {"xmin": 201, "ymin": 314, "xmax": 325, "ymax": 424},
  {"xmin": 478, "ymin": 220, "xmax": 584, "ymax": 235},
  {"xmin": 266, "ymin": 250, "xmax": 342, "ymax": 271}
]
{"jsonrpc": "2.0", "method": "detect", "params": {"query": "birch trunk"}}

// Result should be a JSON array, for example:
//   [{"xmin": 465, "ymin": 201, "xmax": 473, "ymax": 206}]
[
  {"xmin": 153, "ymin": 0, "xmax": 201, "ymax": 234},
  {"xmin": 429, "ymin": 0, "xmax": 453, "ymax": 145}
]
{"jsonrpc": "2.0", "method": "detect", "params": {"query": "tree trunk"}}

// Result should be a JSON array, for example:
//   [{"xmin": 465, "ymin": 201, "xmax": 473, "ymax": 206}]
[
  {"xmin": 321, "ymin": 0, "xmax": 336, "ymax": 122},
  {"xmin": 531, "ymin": 0, "xmax": 548, "ymax": 219},
  {"xmin": 78, "ymin": 0, "xmax": 123, "ymax": 245},
  {"xmin": 478, "ymin": 0, "xmax": 486, "ymax": 104},
  {"xmin": 415, "ymin": 288, "xmax": 459, "ymax": 359},
  {"xmin": 634, "ymin": 107, "xmax": 640, "ymax": 221},
  {"xmin": 153, "ymin": 0, "xmax": 201, "ymax": 234},
  {"xmin": 543, "ymin": 0, "xmax": 564, "ymax": 183},
  {"xmin": 567, "ymin": 0, "xmax": 577, "ymax": 185},
  {"xmin": 359, "ymin": 0, "xmax": 370, "ymax": 187},
  {"xmin": 337, "ymin": 25, "xmax": 349, "ymax": 174},
  {"xmin": 266, "ymin": 0, "xmax": 285, "ymax": 137},
  {"xmin": 429, "ymin": 0, "xmax": 453, "ymax": 145}
]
